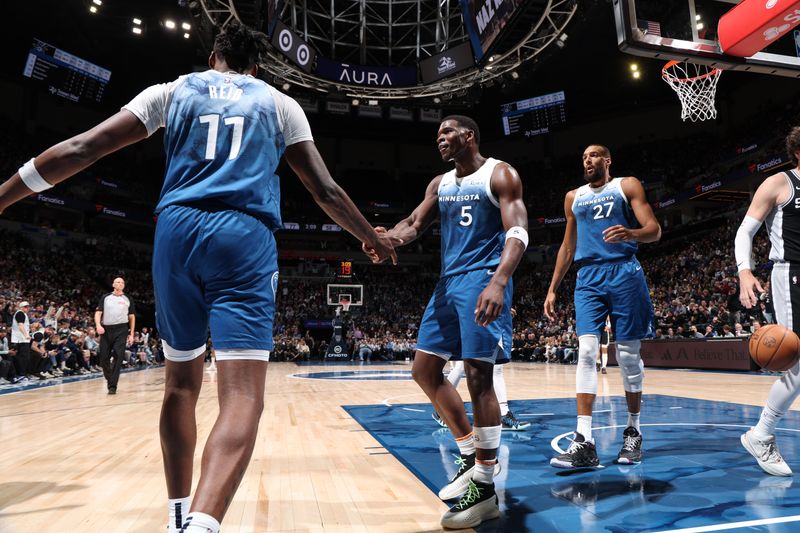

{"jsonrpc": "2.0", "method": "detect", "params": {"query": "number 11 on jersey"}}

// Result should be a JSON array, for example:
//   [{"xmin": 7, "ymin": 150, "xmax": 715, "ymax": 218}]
[{"xmin": 199, "ymin": 113, "xmax": 244, "ymax": 160}]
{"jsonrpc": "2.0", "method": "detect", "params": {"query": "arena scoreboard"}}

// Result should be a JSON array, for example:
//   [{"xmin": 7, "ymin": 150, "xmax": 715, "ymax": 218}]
[
  {"xmin": 501, "ymin": 91, "xmax": 566, "ymax": 137},
  {"xmin": 23, "ymin": 38, "xmax": 111, "ymax": 104}
]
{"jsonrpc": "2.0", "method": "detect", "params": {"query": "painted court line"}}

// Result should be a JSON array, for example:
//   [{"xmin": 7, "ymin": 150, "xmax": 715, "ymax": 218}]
[{"xmin": 654, "ymin": 514, "xmax": 800, "ymax": 532}]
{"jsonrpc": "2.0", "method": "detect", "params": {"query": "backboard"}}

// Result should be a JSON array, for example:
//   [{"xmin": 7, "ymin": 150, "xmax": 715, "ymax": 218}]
[
  {"xmin": 614, "ymin": 0, "xmax": 800, "ymax": 77},
  {"xmin": 326, "ymin": 284, "xmax": 364, "ymax": 307}
]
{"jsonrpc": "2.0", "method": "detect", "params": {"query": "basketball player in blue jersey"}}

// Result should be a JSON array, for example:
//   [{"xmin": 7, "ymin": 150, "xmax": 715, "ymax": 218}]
[
  {"xmin": 364, "ymin": 115, "xmax": 528, "ymax": 529},
  {"xmin": 735, "ymin": 127, "xmax": 800, "ymax": 477},
  {"xmin": 0, "ymin": 22, "xmax": 395, "ymax": 533},
  {"xmin": 545, "ymin": 144, "xmax": 660, "ymax": 468}
]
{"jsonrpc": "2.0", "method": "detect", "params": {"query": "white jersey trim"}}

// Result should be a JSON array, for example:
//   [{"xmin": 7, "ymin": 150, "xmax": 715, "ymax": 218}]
[{"xmin": 121, "ymin": 70, "xmax": 313, "ymax": 145}]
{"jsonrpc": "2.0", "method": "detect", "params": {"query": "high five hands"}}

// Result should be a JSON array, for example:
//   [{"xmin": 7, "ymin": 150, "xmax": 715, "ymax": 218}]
[{"xmin": 362, "ymin": 227, "xmax": 403, "ymax": 264}]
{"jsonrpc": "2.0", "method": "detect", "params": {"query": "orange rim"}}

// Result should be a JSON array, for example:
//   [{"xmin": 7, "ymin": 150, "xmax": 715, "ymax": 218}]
[{"xmin": 662, "ymin": 60, "xmax": 720, "ymax": 82}]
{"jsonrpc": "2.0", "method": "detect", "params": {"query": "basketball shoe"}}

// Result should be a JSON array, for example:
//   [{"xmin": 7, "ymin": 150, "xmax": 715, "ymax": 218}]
[
  {"xmin": 741, "ymin": 429, "xmax": 792, "ymax": 476},
  {"xmin": 501, "ymin": 410, "xmax": 531, "ymax": 431},
  {"xmin": 550, "ymin": 433, "xmax": 600, "ymax": 468},
  {"xmin": 440, "ymin": 480, "xmax": 500, "ymax": 529},
  {"xmin": 432, "ymin": 411, "xmax": 447, "ymax": 428},
  {"xmin": 616, "ymin": 426, "xmax": 643, "ymax": 464},
  {"xmin": 438, "ymin": 454, "xmax": 501, "ymax": 500}
]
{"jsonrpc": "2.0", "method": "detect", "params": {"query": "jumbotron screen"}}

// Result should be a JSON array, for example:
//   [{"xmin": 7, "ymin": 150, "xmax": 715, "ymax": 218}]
[
  {"xmin": 500, "ymin": 91, "xmax": 566, "ymax": 137},
  {"xmin": 22, "ymin": 38, "xmax": 112, "ymax": 104}
]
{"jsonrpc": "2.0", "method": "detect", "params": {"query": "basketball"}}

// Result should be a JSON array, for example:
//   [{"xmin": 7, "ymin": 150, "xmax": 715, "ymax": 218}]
[{"xmin": 749, "ymin": 324, "xmax": 800, "ymax": 371}]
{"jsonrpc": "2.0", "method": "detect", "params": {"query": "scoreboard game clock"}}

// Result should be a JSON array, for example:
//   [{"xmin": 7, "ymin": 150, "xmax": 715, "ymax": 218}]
[{"xmin": 339, "ymin": 260, "xmax": 353, "ymax": 278}]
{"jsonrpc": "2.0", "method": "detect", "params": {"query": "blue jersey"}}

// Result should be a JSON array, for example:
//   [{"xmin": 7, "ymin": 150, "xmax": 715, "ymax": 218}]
[
  {"xmin": 438, "ymin": 158, "xmax": 505, "ymax": 277},
  {"xmin": 572, "ymin": 177, "xmax": 639, "ymax": 264},
  {"xmin": 157, "ymin": 70, "xmax": 286, "ymax": 230}
]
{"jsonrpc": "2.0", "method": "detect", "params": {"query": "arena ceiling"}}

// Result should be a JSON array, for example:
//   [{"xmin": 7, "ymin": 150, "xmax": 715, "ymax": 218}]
[{"xmin": 191, "ymin": 0, "xmax": 580, "ymax": 100}]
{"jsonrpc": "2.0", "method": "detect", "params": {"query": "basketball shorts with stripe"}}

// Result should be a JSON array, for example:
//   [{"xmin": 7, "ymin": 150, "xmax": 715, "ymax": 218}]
[
  {"xmin": 153, "ymin": 205, "xmax": 278, "ymax": 361},
  {"xmin": 416, "ymin": 268, "xmax": 512, "ymax": 363}
]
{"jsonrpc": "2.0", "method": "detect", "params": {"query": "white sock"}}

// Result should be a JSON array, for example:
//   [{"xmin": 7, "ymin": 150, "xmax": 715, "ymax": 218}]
[
  {"xmin": 181, "ymin": 512, "xmax": 220, "ymax": 533},
  {"xmin": 455, "ymin": 432, "xmax": 475, "ymax": 456},
  {"xmin": 754, "ymin": 403, "xmax": 783, "ymax": 439},
  {"xmin": 168, "ymin": 496, "xmax": 191, "ymax": 532},
  {"xmin": 473, "ymin": 458, "xmax": 496, "ymax": 484},
  {"xmin": 577, "ymin": 415, "xmax": 592, "ymax": 441},
  {"xmin": 627, "ymin": 412, "xmax": 640, "ymax": 432},
  {"xmin": 499, "ymin": 402, "xmax": 509, "ymax": 417}
]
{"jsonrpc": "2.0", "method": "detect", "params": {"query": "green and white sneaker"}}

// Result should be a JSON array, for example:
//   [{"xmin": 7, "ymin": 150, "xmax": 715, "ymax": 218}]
[{"xmin": 440, "ymin": 480, "xmax": 500, "ymax": 529}]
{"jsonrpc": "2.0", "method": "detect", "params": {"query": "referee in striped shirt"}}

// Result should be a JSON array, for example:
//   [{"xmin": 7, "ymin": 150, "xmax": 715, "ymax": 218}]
[{"xmin": 95, "ymin": 277, "xmax": 136, "ymax": 394}]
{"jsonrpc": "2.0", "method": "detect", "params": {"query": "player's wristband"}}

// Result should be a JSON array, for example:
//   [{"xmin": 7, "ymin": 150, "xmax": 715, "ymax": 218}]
[
  {"xmin": 18, "ymin": 158, "xmax": 53, "ymax": 193},
  {"xmin": 506, "ymin": 226, "xmax": 529, "ymax": 248}
]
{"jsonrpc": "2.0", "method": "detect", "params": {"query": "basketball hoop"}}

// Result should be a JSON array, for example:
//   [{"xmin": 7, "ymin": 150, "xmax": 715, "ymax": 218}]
[
  {"xmin": 339, "ymin": 298, "xmax": 351, "ymax": 313},
  {"xmin": 661, "ymin": 60, "xmax": 722, "ymax": 122}
]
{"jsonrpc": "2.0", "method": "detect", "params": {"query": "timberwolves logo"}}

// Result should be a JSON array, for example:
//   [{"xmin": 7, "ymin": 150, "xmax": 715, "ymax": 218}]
[{"xmin": 271, "ymin": 271, "xmax": 279, "ymax": 297}]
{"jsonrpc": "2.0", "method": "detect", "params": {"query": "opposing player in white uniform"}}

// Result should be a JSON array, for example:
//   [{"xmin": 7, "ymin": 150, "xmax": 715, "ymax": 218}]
[
  {"xmin": 736, "ymin": 127, "xmax": 800, "ymax": 477},
  {"xmin": 0, "ymin": 22, "xmax": 395, "ymax": 533},
  {"xmin": 365, "ymin": 115, "xmax": 527, "ymax": 529},
  {"xmin": 545, "ymin": 144, "xmax": 660, "ymax": 468}
]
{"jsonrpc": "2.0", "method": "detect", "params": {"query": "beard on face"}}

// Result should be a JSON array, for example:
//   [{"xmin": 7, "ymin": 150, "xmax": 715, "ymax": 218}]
[{"xmin": 583, "ymin": 164, "xmax": 607, "ymax": 183}]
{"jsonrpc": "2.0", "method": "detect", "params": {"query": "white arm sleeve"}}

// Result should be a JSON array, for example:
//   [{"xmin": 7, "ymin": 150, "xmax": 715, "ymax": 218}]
[
  {"xmin": 121, "ymin": 76, "xmax": 185, "ymax": 137},
  {"xmin": 735, "ymin": 215, "xmax": 763, "ymax": 272},
  {"xmin": 269, "ymin": 86, "xmax": 314, "ymax": 146}
]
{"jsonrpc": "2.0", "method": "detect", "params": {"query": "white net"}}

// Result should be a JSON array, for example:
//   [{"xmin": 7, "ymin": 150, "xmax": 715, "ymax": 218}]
[{"xmin": 662, "ymin": 60, "xmax": 722, "ymax": 122}]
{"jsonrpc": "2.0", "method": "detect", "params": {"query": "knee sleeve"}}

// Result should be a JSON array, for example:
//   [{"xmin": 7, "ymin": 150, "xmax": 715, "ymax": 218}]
[
  {"xmin": 447, "ymin": 360, "xmax": 465, "ymax": 387},
  {"xmin": 493, "ymin": 364, "xmax": 508, "ymax": 406},
  {"xmin": 617, "ymin": 340, "xmax": 644, "ymax": 393},
  {"xmin": 576, "ymin": 335, "xmax": 599, "ymax": 394}
]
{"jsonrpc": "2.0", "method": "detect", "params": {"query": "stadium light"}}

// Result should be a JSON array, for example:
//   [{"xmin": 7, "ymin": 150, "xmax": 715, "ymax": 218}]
[
  {"xmin": 433, "ymin": 97, "xmax": 441, "ymax": 104},
  {"xmin": 697, "ymin": 22, "xmax": 704, "ymax": 30},
  {"xmin": 630, "ymin": 63, "xmax": 639, "ymax": 71},
  {"xmin": 182, "ymin": 22, "xmax": 191, "ymax": 30},
  {"xmin": 368, "ymin": 99, "xmax": 378, "ymax": 106},
  {"xmin": 183, "ymin": 32, "xmax": 190, "ymax": 39},
  {"xmin": 133, "ymin": 18, "xmax": 142, "ymax": 25},
  {"xmin": 132, "ymin": 27, "xmax": 142, "ymax": 35},
  {"xmin": 351, "ymin": 98, "xmax": 360, "ymax": 106},
  {"xmin": 632, "ymin": 70, "xmax": 641, "ymax": 79},
  {"xmin": 282, "ymin": 83, "xmax": 291, "ymax": 91},
  {"xmin": 510, "ymin": 71, "xmax": 519, "ymax": 79},
  {"xmin": 92, "ymin": 0, "xmax": 102, "ymax": 5},
  {"xmin": 165, "ymin": 20, "xmax": 176, "ymax": 29},
  {"xmin": 89, "ymin": 5, "xmax": 98, "ymax": 13}
]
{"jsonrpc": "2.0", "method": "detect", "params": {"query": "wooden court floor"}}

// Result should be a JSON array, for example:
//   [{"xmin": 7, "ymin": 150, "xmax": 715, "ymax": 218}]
[{"xmin": 0, "ymin": 362, "xmax": 791, "ymax": 532}]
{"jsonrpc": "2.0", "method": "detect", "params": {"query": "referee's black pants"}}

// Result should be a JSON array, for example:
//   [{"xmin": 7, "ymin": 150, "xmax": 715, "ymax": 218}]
[{"xmin": 99, "ymin": 323, "xmax": 128, "ymax": 390}]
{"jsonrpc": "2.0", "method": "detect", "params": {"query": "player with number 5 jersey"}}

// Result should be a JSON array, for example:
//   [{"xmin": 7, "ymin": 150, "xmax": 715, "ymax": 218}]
[
  {"xmin": 364, "ymin": 115, "xmax": 528, "ymax": 529},
  {"xmin": 0, "ymin": 21, "xmax": 395, "ymax": 533},
  {"xmin": 545, "ymin": 144, "xmax": 660, "ymax": 470}
]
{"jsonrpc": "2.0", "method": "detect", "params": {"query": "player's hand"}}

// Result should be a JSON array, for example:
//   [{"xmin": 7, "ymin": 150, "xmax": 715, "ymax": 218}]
[
  {"xmin": 96, "ymin": 325, "xmax": 105, "ymax": 335},
  {"xmin": 544, "ymin": 291, "xmax": 557, "ymax": 321},
  {"xmin": 362, "ymin": 227, "xmax": 401, "ymax": 265},
  {"xmin": 738, "ymin": 269, "xmax": 764, "ymax": 309},
  {"xmin": 127, "ymin": 334, "xmax": 134, "ymax": 346},
  {"xmin": 475, "ymin": 281, "xmax": 504, "ymax": 327},
  {"xmin": 603, "ymin": 225, "xmax": 634, "ymax": 243}
]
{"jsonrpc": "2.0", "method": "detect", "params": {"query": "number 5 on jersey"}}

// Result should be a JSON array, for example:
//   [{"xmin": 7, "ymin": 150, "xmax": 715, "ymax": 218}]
[
  {"xmin": 460, "ymin": 205, "xmax": 473, "ymax": 226},
  {"xmin": 199, "ymin": 113, "xmax": 244, "ymax": 160}
]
